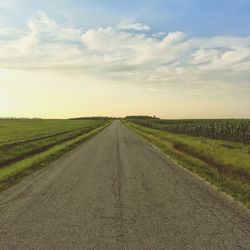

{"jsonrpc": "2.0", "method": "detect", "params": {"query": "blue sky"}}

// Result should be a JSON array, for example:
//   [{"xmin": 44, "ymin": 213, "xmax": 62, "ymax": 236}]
[
  {"xmin": 0, "ymin": 0, "xmax": 250, "ymax": 118},
  {"xmin": 1, "ymin": 0, "xmax": 250, "ymax": 36}
]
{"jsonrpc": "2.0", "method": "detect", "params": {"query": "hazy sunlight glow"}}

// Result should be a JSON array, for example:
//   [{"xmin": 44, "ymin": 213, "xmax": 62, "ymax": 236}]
[{"xmin": 0, "ymin": 1, "xmax": 249, "ymax": 118}]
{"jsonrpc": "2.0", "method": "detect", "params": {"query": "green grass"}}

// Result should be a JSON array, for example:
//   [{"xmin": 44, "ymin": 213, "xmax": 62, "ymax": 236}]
[
  {"xmin": 126, "ymin": 121, "xmax": 250, "ymax": 209},
  {"xmin": 0, "ymin": 123, "xmax": 109, "ymax": 191},
  {"xmin": 0, "ymin": 119, "xmax": 106, "ymax": 167}
]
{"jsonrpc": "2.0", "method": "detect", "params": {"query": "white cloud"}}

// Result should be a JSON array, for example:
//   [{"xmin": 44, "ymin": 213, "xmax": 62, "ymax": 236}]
[
  {"xmin": 0, "ymin": 12, "xmax": 249, "ymax": 92},
  {"xmin": 190, "ymin": 49, "xmax": 221, "ymax": 64},
  {"xmin": 0, "ymin": 0, "xmax": 16, "ymax": 6},
  {"xmin": 119, "ymin": 23, "xmax": 150, "ymax": 32},
  {"xmin": 160, "ymin": 31, "xmax": 184, "ymax": 47}
]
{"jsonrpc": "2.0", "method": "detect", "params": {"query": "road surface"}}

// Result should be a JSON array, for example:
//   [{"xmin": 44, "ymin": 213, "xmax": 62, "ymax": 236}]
[{"xmin": 0, "ymin": 121, "xmax": 250, "ymax": 249}]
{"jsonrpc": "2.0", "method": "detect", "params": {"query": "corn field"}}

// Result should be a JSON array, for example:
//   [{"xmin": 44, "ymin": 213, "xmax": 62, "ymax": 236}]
[{"xmin": 130, "ymin": 119, "xmax": 250, "ymax": 144}]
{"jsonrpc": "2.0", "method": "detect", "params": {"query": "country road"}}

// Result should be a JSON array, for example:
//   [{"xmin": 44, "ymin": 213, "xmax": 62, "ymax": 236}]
[{"xmin": 0, "ymin": 121, "xmax": 250, "ymax": 249}]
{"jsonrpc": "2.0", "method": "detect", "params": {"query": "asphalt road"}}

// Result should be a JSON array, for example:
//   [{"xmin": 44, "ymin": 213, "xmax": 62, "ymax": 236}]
[{"xmin": 0, "ymin": 121, "xmax": 250, "ymax": 249}]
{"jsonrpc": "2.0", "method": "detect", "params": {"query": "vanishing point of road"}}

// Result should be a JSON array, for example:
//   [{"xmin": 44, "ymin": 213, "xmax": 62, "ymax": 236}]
[{"xmin": 0, "ymin": 121, "xmax": 250, "ymax": 249}]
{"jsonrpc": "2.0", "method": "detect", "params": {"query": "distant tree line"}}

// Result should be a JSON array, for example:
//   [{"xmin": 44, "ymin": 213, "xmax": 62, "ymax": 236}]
[
  {"xmin": 0, "ymin": 117, "xmax": 42, "ymax": 120},
  {"xmin": 70, "ymin": 116, "xmax": 118, "ymax": 120},
  {"xmin": 125, "ymin": 115, "xmax": 160, "ymax": 120}
]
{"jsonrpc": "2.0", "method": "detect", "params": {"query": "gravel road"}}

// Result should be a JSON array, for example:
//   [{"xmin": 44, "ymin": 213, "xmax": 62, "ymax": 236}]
[{"xmin": 0, "ymin": 121, "xmax": 250, "ymax": 249}]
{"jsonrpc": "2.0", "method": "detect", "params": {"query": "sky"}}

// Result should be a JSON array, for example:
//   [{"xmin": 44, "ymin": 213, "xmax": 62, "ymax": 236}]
[{"xmin": 0, "ymin": 0, "xmax": 250, "ymax": 119}]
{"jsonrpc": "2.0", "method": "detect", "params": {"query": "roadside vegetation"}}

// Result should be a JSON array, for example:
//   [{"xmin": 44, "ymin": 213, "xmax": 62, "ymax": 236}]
[
  {"xmin": 0, "ymin": 119, "xmax": 110, "ymax": 190},
  {"xmin": 125, "ymin": 120, "xmax": 250, "ymax": 208}
]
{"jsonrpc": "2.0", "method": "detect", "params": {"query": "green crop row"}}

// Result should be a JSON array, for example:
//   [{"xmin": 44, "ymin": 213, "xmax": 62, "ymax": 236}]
[
  {"xmin": 0, "ymin": 119, "xmax": 105, "ymax": 147},
  {"xmin": 130, "ymin": 119, "xmax": 250, "ymax": 144},
  {"xmin": 0, "ymin": 119, "xmax": 108, "ymax": 168}
]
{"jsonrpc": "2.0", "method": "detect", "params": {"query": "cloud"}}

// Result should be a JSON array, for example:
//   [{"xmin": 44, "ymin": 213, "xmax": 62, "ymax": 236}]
[
  {"xmin": 160, "ymin": 31, "xmax": 184, "ymax": 47},
  {"xmin": 0, "ymin": 0, "xmax": 16, "ymax": 6},
  {"xmin": 119, "ymin": 23, "xmax": 150, "ymax": 32},
  {"xmin": 190, "ymin": 49, "xmax": 221, "ymax": 64},
  {"xmin": 0, "ymin": 12, "xmax": 249, "ymax": 92}
]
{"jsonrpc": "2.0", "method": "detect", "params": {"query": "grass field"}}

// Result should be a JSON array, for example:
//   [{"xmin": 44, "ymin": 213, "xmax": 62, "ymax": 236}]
[
  {"xmin": 0, "ymin": 119, "xmax": 109, "ymax": 190},
  {"xmin": 126, "ymin": 121, "xmax": 250, "ymax": 208}
]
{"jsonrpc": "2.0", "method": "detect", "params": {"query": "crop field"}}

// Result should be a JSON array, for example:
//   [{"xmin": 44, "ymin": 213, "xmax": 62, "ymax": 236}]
[
  {"xmin": 129, "ymin": 118, "xmax": 250, "ymax": 144},
  {"xmin": 0, "ymin": 119, "xmax": 107, "ymax": 167},
  {"xmin": 0, "ymin": 119, "xmax": 106, "ymax": 146},
  {"xmin": 126, "ymin": 120, "xmax": 250, "ymax": 207},
  {"xmin": 0, "ymin": 119, "xmax": 108, "ymax": 189}
]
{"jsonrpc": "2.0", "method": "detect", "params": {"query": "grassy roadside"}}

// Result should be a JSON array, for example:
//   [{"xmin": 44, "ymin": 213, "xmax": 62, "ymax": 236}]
[
  {"xmin": 0, "ymin": 123, "xmax": 110, "ymax": 191},
  {"xmin": 125, "ymin": 121, "xmax": 250, "ymax": 209}
]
